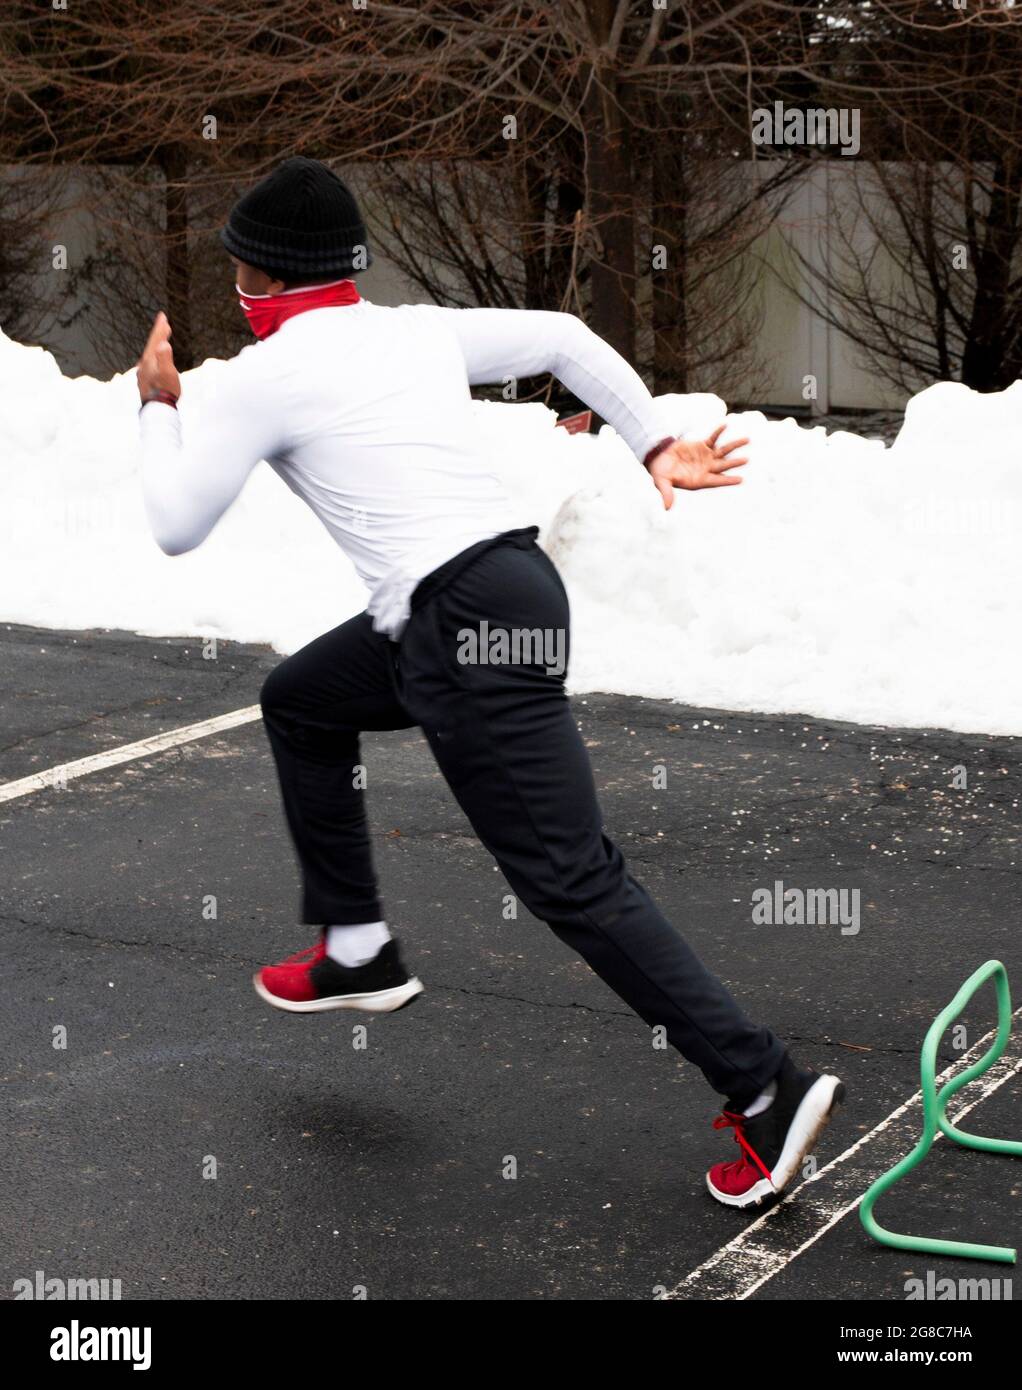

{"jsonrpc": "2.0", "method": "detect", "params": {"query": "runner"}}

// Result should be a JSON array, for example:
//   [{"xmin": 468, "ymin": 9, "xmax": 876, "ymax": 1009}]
[{"xmin": 135, "ymin": 155, "xmax": 843, "ymax": 1209}]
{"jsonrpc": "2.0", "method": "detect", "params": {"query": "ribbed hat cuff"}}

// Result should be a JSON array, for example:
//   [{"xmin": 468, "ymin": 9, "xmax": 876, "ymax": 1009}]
[{"xmin": 219, "ymin": 224, "xmax": 372, "ymax": 275}]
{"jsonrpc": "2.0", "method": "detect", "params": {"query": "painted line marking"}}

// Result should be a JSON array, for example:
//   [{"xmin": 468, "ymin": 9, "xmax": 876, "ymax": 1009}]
[
  {"xmin": 6, "ymin": 694, "xmax": 1020, "ymax": 1299},
  {"xmin": 666, "ymin": 1012, "xmax": 1022, "ymax": 1300},
  {"xmin": 0, "ymin": 705, "xmax": 262, "ymax": 804}
]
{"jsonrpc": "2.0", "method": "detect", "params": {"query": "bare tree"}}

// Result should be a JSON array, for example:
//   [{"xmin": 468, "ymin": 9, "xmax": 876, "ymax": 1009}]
[
  {"xmin": 0, "ymin": 0, "xmax": 440, "ymax": 369},
  {"xmin": 0, "ymin": 167, "xmax": 70, "ymax": 345},
  {"xmin": 777, "ymin": 0, "xmax": 1022, "ymax": 393},
  {"xmin": 359, "ymin": 1, "xmax": 815, "ymax": 401},
  {"xmin": 9, "ymin": 0, "xmax": 993, "ymax": 404}
]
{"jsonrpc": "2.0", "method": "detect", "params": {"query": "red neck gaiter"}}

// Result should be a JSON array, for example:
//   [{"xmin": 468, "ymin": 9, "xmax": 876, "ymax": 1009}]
[{"xmin": 237, "ymin": 279, "xmax": 361, "ymax": 339}]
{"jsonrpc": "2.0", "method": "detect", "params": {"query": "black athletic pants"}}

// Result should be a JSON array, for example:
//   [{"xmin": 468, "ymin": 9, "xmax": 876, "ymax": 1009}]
[{"xmin": 260, "ymin": 526, "xmax": 785, "ymax": 1104}]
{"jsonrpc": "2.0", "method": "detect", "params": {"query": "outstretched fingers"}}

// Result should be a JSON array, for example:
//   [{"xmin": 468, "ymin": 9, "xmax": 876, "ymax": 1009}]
[
  {"xmin": 142, "ymin": 311, "xmax": 172, "ymax": 356},
  {"xmin": 711, "ymin": 452, "xmax": 749, "ymax": 473},
  {"xmin": 714, "ymin": 434, "xmax": 750, "ymax": 457},
  {"xmin": 704, "ymin": 426, "xmax": 750, "ymax": 472}
]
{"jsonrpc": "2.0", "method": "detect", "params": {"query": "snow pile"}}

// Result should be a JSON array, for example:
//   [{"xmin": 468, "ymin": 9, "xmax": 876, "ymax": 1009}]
[{"xmin": 1, "ymin": 326, "xmax": 1020, "ymax": 734}]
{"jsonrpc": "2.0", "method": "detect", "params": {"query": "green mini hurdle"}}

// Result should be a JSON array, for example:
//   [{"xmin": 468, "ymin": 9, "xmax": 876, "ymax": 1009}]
[{"xmin": 860, "ymin": 959, "xmax": 1022, "ymax": 1264}]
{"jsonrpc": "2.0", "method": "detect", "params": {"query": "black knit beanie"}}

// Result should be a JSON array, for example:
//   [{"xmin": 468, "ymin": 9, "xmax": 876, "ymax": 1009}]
[{"xmin": 220, "ymin": 156, "xmax": 372, "ymax": 279}]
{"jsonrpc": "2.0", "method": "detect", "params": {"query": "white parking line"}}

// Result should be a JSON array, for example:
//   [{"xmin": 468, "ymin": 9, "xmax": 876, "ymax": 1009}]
[
  {"xmin": 666, "ymin": 1014, "xmax": 1022, "ymax": 1300},
  {"xmin": 0, "ymin": 705, "xmax": 262, "ymax": 804},
  {"xmin": 6, "ymin": 695, "xmax": 1020, "ymax": 1301}
]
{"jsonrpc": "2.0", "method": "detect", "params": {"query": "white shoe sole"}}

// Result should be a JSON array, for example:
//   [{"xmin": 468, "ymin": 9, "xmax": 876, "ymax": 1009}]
[
  {"xmin": 706, "ymin": 1073, "xmax": 844, "ymax": 1209},
  {"xmin": 252, "ymin": 973, "xmax": 424, "ymax": 1015}
]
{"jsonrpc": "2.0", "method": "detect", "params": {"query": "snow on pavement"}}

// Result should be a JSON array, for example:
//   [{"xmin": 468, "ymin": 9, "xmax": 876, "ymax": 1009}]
[{"xmin": 1, "ymin": 326, "xmax": 1019, "ymax": 735}]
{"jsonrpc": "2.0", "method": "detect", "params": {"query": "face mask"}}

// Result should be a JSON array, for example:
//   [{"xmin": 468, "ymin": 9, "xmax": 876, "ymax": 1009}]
[{"xmin": 237, "ymin": 279, "xmax": 361, "ymax": 339}]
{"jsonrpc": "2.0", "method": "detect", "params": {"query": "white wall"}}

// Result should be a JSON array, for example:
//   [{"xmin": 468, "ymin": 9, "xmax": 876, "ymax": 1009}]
[
  {"xmin": 2, "ymin": 160, "xmax": 926, "ymax": 409},
  {"xmin": 748, "ymin": 161, "xmax": 913, "ymax": 412}
]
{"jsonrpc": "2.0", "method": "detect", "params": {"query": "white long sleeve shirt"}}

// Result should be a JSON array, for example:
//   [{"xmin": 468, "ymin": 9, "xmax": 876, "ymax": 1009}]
[{"xmin": 138, "ymin": 301, "xmax": 671, "ymax": 637}]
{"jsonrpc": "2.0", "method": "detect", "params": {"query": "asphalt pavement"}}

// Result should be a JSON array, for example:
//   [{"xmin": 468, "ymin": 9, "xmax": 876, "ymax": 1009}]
[{"xmin": 2, "ymin": 621, "xmax": 1019, "ymax": 1300}]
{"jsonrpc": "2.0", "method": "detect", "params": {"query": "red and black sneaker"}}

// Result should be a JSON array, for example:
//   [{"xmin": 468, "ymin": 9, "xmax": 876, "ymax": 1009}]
[
  {"xmin": 706, "ymin": 1054, "xmax": 844, "ymax": 1208},
  {"xmin": 253, "ymin": 937, "xmax": 423, "ymax": 1015}
]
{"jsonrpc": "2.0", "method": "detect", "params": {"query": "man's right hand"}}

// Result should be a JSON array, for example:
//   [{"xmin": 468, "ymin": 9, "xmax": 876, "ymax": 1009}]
[{"xmin": 646, "ymin": 426, "xmax": 750, "ymax": 509}]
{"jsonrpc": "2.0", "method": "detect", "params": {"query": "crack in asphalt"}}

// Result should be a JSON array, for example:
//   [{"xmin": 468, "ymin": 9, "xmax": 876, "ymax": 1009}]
[
  {"xmin": 0, "ymin": 695, "xmax": 182, "ymax": 758},
  {"xmin": 0, "ymin": 912, "xmax": 971, "ymax": 1064},
  {"xmin": 0, "ymin": 676, "xmax": 261, "ymax": 763}
]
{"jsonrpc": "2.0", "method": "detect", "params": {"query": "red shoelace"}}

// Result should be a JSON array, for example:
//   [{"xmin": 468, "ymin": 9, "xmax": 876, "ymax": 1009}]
[{"xmin": 712, "ymin": 1110, "xmax": 773, "ymax": 1182}]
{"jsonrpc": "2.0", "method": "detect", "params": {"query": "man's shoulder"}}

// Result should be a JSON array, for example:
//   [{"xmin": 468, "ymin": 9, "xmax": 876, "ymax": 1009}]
[
  {"xmin": 190, "ymin": 340, "xmax": 272, "ymax": 403},
  {"xmin": 364, "ymin": 299, "xmax": 456, "ymax": 321}
]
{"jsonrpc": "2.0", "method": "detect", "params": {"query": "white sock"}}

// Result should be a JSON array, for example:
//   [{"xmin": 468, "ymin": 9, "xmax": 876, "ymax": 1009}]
[
  {"xmin": 742, "ymin": 1079, "xmax": 778, "ymax": 1118},
  {"xmin": 326, "ymin": 920, "xmax": 392, "ymax": 968}
]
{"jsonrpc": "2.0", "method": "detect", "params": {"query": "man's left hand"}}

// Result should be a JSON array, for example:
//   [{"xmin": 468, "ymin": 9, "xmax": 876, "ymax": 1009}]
[{"xmin": 136, "ymin": 311, "xmax": 181, "ymax": 403}]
